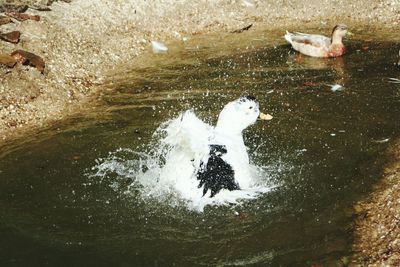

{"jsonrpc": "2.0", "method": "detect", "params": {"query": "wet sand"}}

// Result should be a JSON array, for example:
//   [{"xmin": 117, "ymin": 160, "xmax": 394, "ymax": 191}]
[{"xmin": 1, "ymin": 0, "xmax": 400, "ymax": 264}]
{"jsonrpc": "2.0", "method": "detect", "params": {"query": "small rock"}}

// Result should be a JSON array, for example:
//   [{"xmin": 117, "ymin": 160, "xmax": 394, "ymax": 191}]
[
  {"xmin": 29, "ymin": 5, "xmax": 52, "ymax": 11},
  {"xmin": 0, "ymin": 4, "xmax": 28, "ymax": 13},
  {"xmin": 0, "ymin": 31, "xmax": 21, "ymax": 44},
  {"xmin": 0, "ymin": 54, "xmax": 17, "ymax": 68},
  {"xmin": 0, "ymin": 16, "xmax": 13, "ymax": 26},
  {"xmin": 11, "ymin": 50, "xmax": 45, "ymax": 73},
  {"xmin": 5, "ymin": 12, "xmax": 40, "ymax": 22}
]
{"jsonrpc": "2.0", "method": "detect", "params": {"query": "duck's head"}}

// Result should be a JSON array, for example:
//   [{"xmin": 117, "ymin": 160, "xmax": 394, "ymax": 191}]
[
  {"xmin": 215, "ymin": 96, "xmax": 261, "ymax": 135},
  {"xmin": 332, "ymin": 24, "xmax": 350, "ymax": 42}
]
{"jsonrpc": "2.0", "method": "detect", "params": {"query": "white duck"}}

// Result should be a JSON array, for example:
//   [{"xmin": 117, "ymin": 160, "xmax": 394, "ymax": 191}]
[
  {"xmin": 159, "ymin": 96, "xmax": 272, "ymax": 199},
  {"xmin": 284, "ymin": 24, "xmax": 350, "ymax": 58}
]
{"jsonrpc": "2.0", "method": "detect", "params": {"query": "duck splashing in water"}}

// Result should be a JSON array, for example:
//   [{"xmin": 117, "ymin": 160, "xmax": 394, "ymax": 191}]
[{"xmin": 153, "ymin": 96, "xmax": 273, "ymax": 208}]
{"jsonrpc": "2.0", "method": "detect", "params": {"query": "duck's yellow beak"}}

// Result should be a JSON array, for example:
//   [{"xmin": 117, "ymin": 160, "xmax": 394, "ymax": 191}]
[
  {"xmin": 346, "ymin": 31, "xmax": 354, "ymax": 36},
  {"xmin": 259, "ymin": 112, "xmax": 273, "ymax": 121}
]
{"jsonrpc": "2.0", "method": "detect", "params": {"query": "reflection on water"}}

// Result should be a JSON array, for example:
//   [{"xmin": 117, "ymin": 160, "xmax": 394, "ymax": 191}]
[{"xmin": 0, "ymin": 29, "xmax": 400, "ymax": 266}]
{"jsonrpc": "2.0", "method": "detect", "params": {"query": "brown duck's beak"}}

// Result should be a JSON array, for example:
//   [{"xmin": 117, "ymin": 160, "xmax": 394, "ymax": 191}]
[
  {"xmin": 346, "ymin": 31, "xmax": 353, "ymax": 36},
  {"xmin": 259, "ymin": 112, "xmax": 273, "ymax": 121}
]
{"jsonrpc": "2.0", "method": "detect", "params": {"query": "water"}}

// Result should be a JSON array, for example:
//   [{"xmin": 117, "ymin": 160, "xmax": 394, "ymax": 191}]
[{"xmin": 1, "ymin": 28, "xmax": 400, "ymax": 266}]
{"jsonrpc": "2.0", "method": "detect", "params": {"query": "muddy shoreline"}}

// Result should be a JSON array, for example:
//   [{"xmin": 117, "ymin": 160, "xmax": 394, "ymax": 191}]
[{"xmin": 1, "ymin": 0, "xmax": 400, "ymax": 264}]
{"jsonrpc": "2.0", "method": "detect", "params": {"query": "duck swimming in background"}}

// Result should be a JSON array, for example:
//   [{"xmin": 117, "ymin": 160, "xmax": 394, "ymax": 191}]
[
  {"xmin": 284, "ymin": 24, "xmax": 350, "ymax": 58},
  {"xmin": 160, "ymin": 96, "xmax": 272, "ymax": 199}
]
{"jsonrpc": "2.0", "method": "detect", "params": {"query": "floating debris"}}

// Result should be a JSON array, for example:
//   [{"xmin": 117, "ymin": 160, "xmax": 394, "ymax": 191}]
[
  {"xmin": 0, "ymin": 54, "xmax": 17, "ymax": 68},
  {"xmin": 11, "ymin": 50, "xmax": 45, "ymax": 73},
  {"xmin": 259, "ymin": 112, "xmax": 273, "ymax": 121},
  {"xmin": 329, "ymin": 84, "xmax": 345, "ymax": 92},
  {"xmin": 388, "ymin": 77, "xmax": 400, "ymax": 84},
  {"xmin": 5, "ymin": 12, "xmax": 40, "ymax": 22},
  {"xmin": 72, "ymin": 155, "xmax": 81, "ymax": 161},
  {"xmin": 372, "ymin": 138, "xmax": 390, "ymax": 143},
  {"xmin": 151, "ymin": 41, "xmax": 168, "ymax": 53},
  {"xmin": 231, "ymin": 24, "xmax": 253, "ymax": 33},
  {"xmin": 0, "ymin": 31, "xmax": 20, "ymax": 44},
  {"xmin": 361, "ymin": 44, "xmax": 369, "ymax": 51}
]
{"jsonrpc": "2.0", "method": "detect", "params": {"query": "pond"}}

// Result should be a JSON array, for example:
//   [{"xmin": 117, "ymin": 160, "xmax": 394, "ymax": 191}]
[{"xmin": 1, "ymin": 28, "xmax": 400, "ymax": 266}]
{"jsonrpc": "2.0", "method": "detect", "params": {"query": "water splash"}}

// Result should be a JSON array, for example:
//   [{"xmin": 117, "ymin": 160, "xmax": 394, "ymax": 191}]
[{"xmin": 88, "ymin": 112, "xmax": 279, "ymax": 212}]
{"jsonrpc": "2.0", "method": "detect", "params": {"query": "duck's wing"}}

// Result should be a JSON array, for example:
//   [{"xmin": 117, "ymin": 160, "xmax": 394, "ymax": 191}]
[
  {"xmin": 285, "ymin": 31, "xmax": 331, "ymax": 47},
  {"xmin": 161, "ymin": 110, "xmax": 212, "ymax": 166}
]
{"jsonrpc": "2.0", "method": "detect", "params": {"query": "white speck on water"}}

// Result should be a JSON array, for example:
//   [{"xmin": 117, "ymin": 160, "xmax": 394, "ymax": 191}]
[
  {"xmin": 388, "ymin": 77, "xmax": 400, "ymax": 84},
  {"xmin": 372, "ymin": 138, "xmax": 390, "ymax": 143},
  {"xmin": 328, "ymin": 84, "xmax": 345, "ymax": 92}
]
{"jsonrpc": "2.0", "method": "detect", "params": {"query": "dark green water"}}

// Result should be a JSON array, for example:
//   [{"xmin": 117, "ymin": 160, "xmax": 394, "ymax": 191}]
[{"xmin": 1, "ymin": 30, "xmax": 400, "ymax": 266}]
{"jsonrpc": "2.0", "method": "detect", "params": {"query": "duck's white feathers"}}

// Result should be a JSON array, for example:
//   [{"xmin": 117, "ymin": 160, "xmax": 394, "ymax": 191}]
[{"xmin": 162, "ymin": 110, "xmax": 212, "ymax": 169}]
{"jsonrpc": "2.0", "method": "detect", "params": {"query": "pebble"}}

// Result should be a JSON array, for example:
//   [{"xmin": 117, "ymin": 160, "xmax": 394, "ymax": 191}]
[
  {"xmin": 11, "ymin": 50, "xmax": 46, "ymax": 73},
  {"xmin": 0, "ymin": 54, "xmax": 17, "ymax": 68},
  {"xmin": 0, "ymin": 4, "xmax": 28, "ymax": 13},
  {"xmin": 0, "ymin": 31, "xmax": 21, "ymax": 44},
  {"xmin": 5, "ymin": 12, "xmax": 40, "ymax": 22},
  {"xmin": 0, "ymin": 16, "xmax": 13, "ymax": 26}
]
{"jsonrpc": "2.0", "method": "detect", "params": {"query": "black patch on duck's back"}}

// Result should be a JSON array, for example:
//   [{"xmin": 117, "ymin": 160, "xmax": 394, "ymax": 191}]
[{"xmin": 196, "ymin": 144, "xmax": 240, "ymax": 197}]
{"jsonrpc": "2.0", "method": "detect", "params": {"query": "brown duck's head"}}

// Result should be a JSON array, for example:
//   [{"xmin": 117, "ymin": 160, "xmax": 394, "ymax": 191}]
[{"xmin": 332, "ymin": 24, "xmax": 349, "ymax": 38}]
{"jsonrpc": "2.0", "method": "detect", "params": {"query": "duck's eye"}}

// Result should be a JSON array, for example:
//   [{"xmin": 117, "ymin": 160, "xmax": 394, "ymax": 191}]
[{"xmin": 249, "ymin": 106, "xmax": 253, "ymax": 110}]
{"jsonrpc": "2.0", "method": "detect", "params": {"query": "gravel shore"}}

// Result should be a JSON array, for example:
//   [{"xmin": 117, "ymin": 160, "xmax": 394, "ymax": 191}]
[
  {"xmin": 1, "ymin": 0, "xmax": 400, "ymax": 264},
  {"xmin": 351, "ymin": 141, "xmax": 400, "ymax": 266}
]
